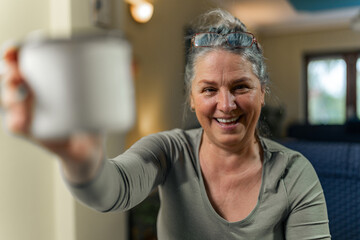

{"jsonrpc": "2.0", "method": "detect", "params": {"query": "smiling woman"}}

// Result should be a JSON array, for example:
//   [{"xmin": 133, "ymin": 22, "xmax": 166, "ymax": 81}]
[{"xmin": 1, "ymin": 8, "xmax": 330, "ymax": 240}]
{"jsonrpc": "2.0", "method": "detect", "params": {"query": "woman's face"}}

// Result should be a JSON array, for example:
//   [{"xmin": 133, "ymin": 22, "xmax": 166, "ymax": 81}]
[{"xmin": 190, "ymin": 50, "xmax": 265, "ymax": 150}]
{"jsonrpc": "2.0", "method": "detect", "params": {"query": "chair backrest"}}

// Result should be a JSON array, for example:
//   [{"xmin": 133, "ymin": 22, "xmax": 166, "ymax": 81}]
[{"xmin": 281, "ymin": 140, "xmax": 360, "ymax": 240}]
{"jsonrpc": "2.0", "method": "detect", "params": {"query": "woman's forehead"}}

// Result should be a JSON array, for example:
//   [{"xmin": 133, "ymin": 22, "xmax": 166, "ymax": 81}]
[
  {"xmin": 194, "ymin": 50, "xmax": 255, "ymax": 80},
  {"xmin": 196, "ymin": 50, "xmax": 249, "ymax": 68}
]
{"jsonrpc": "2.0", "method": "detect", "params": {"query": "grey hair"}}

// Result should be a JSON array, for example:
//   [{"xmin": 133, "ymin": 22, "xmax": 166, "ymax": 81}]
[{"xmin": 184, "ymin": 9, "xmax": 269, "ymax": 107}]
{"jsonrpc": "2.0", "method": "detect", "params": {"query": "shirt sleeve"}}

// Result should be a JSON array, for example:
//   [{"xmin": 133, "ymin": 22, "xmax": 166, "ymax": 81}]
[
  {"xmin": 65, "ymin": 132, "xmax": 172, "ymax": 212},
  {"xmin": 283, "ymin": 154, "xmax": 331, "ymax": 240}
]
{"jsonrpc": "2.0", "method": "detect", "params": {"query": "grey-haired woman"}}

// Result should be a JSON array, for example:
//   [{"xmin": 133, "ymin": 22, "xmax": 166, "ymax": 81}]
[{"xmin": 1, "ymin": 9, "xmax": 330, "ymax": 239}]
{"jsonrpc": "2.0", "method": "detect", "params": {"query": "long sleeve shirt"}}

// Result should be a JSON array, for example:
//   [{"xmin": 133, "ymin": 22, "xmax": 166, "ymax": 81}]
[{"xmin": 67, "ymin": 128, "xmax": 331, "ymax": 239}]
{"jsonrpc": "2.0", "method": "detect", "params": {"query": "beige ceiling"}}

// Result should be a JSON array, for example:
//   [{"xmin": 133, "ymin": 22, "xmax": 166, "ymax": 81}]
[{"xmin": 213, "ymin": 0, "xmax": 360, "ymax": 34}]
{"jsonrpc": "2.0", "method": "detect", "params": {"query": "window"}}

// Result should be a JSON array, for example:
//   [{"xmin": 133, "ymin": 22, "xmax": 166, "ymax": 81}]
[{"xmin": 306, "ymin": 51, "xmax": 359, "ymax": 125}]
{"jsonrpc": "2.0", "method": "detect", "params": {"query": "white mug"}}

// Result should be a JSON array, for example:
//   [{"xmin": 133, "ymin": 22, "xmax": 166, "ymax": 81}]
[{"xmin": 1, "ymin": 31, "xmax": 135, "ymax": 140}]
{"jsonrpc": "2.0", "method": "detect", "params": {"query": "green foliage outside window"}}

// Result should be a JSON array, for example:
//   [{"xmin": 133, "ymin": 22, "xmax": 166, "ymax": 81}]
[{"xmin": 308, "ymin": 58, "xmax": 346, "ymax": 124}]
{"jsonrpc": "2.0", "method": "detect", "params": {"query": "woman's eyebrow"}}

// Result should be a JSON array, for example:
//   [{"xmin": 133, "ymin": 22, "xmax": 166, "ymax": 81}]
[
  {"xmin": 197, "ymin": 79, "xmax": 217, "ymax": 85},
  {"xmin": 232, "ymin": 78, "xmax": 250, "ymax": 84}
]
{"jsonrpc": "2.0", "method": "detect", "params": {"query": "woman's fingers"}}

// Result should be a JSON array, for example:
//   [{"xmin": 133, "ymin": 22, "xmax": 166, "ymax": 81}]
[
  {"xmin": 4, "ymin": 87, "xmax": 32, "ymax": 134},
  {"xmin": 1, "ymin": 47, "xmax": 33, "ymax": 135}
]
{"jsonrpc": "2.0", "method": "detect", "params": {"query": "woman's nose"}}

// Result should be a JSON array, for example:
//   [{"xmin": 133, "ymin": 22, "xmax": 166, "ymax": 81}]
[{"xmin": 217, "ymin": 90, "xmax": 237, "ymax": 113}]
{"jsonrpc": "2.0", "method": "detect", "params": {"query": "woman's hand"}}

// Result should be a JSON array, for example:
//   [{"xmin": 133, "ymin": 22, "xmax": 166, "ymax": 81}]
[
  {"xmin": 0, "ymin": 47, "xmax": 104, "ymax": 184},
  {"xmin": 1, "ymin": 47, "xmax": 33, "ymax": 135}
]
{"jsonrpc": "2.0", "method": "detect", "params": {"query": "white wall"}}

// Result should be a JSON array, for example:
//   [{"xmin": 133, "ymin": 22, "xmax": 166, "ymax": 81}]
[{"xmin": 0, "ymin": 1, "xmax": 55, "ymax": 239}]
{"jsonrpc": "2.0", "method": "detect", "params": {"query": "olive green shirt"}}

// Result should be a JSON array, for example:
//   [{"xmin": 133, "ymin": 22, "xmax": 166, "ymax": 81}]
[{"xmin": 68, "ymin": 128, "xmax": 331, "ymax": 239}]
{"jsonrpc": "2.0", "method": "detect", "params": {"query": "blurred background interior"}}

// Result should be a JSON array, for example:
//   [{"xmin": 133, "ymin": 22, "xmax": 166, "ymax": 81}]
[{"xmin": 1, "ymin": 0, "xmax": 360, "ymax": 239}]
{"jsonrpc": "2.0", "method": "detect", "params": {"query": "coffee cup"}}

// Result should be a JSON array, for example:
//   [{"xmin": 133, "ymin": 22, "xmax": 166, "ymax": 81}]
[{"xmin": 1, "ymin": 31, "xmax": 135, "ymax": 140}]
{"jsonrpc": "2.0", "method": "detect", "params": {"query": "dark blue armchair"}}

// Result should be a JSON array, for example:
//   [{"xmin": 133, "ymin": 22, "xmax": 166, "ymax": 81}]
[{"xmin": 281, "ymin": 140, "xmax": 360, "ymax": 239}]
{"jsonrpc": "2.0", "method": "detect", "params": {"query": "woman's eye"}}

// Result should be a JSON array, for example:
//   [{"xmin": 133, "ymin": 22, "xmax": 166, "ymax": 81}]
[
  {"xmin": 203, "ymin": 88, "xmax": 217, "ymax": 94},
  {"xmin": 234, "ymin": 85, "xmax": 249, "ymax": 92}
]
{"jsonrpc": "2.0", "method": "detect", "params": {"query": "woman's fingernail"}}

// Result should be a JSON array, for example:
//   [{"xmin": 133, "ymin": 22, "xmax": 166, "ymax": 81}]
[{"xmin": 1, "ymin": 40, "xmax": 20, "ymax": 61}]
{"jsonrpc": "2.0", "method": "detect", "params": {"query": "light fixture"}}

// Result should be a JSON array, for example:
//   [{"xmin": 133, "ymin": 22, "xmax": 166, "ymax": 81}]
[{"xmin": 127, "ymin": 0, "xmax": 154, "ymax": 23}]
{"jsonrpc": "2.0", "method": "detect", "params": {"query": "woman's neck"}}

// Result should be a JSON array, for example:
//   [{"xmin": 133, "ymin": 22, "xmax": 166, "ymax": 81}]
[{"xmin": 199, "ymin": 133, "xmax": 263, "ymax": 175}]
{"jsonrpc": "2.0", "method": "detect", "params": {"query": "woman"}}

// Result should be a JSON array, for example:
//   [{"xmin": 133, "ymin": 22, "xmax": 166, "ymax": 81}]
[{"xmin": 1, "ymin": 9, "xmax": 330, "ymax": 239}]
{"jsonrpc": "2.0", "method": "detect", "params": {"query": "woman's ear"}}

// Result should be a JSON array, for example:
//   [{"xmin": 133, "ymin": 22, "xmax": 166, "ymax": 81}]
[
  {"xmin": 190, "ymin": 95, "xmax": 195, "ymax": 111},
  {"xmin": 260, "ymin": 86, "xmax": 266, "ymax": 107}
]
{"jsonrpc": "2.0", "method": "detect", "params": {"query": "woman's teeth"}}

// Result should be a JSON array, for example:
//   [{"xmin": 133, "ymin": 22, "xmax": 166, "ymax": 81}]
[{"xmin": 216, "ymin": 117, "xmax": 239, "ymax": 123}]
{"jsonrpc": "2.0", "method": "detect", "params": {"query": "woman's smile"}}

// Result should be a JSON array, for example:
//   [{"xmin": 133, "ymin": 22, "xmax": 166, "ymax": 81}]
[
  {"xmin": 214, "ymin": 116, "xmax": 242, "ymax": 131},
  {"xmin": 215, "ymin": 116, "xmax": 240, "ymax": 124}
]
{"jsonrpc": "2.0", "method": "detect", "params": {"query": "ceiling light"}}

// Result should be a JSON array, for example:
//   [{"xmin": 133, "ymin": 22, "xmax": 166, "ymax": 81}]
[{"xmin": 129, "ymin": 1, "xmax": 154, "ymax": 23}]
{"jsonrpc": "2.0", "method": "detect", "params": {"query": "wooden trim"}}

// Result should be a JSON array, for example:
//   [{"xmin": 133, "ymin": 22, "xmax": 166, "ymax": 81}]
[
  {"xmin": 304, "ymin": 55, "xmax": 310, "ymax": 124},
  {"xmin": 344, "ymin": 52, "xmax": 358, "ymax": 120}
]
